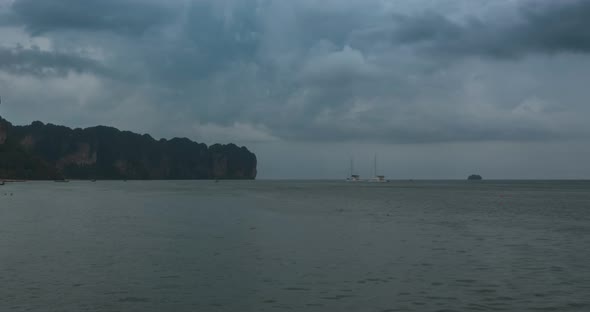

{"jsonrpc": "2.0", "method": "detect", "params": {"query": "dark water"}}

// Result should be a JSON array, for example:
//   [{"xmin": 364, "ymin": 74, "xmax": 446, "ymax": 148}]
[{"xmin": 1, "ymin": 180, "xmax": 589, "ymax": 311}]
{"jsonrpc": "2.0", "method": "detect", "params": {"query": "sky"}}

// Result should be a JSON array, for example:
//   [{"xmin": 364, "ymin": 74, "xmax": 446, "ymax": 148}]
[{"xmin": 1, "ymin": 0, "xmax": 590, "ymax": 179}]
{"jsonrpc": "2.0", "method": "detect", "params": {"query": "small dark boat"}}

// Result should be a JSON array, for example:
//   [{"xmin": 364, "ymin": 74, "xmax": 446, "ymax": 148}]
[
  {"xmin": 0, "ymin": 181, "xmax": 5, "ymax": 186},
  {"xmin": 468, "ymin": 174, "xmax": 483, "ymax": 181},
  {"xmin": 54, "ymin": 179, "xmax": 69, "ymax": 183}
]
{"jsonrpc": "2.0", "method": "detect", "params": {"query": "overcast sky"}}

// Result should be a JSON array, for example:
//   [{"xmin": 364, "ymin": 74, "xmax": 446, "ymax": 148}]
[{"xmin": 1, "ymin": 0, "xmax": 590, "ymax": 179}]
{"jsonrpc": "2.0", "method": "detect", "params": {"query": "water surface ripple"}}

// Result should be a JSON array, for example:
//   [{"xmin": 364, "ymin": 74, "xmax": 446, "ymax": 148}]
[{"xmin": 1, "ymin": 180, "xmax": 589, "ymax": 311}]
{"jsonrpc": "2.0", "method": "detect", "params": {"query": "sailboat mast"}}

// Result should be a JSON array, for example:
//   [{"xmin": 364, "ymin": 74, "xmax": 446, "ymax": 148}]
[{"xmin": 374, "ymin": 154, "xmax": 377, "ymax": 177}]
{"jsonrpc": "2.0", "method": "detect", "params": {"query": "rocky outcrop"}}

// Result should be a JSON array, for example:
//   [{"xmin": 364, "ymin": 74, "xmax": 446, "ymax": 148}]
[
  {"xmin": 0, "ymin": 118, "xmax": 7, "ymax": 145},
  {"xmin": 468, "ymin": 174, "xmax": 483, "ymax": 181},
  {"xmin": 0, "ymin": 117, "xmax": 59, "ymax": 180},
  {"xmin": 0, "ymin": 116, "xmax": 257, "ymax": 180}
]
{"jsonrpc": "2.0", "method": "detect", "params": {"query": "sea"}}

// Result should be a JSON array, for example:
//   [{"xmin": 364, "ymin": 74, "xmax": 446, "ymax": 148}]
[{"xmin": 1, "ymin": 180, "xmax": 589, "ymax": 312}]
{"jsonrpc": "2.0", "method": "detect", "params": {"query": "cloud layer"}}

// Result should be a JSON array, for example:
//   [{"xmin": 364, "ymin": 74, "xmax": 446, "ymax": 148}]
[{"xmin": 1, "ymin": 0, "xmax": 590, "ymax": 145}]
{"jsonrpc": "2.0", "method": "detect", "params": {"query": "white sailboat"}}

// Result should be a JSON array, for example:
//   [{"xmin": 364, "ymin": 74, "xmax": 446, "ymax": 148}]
[
  {"xmin": 345, "ymin": 157, "xmax": 361, "ymax": 182},
  {"xmin": 369, "ymin": 154, "xmax": 388, "ymax": 183}
]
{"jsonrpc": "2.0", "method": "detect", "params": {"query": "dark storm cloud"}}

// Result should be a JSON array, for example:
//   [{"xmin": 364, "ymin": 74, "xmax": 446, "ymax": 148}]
[
  {"xmin": 389, "ymin": 0, "xmax": 590, "ymax": 58},
  {"xmin": 0, "ymin": 46, "xmax": 109, "ymax": 77},
  {"xmin": 140, "ymin": 0, "xmax": 263, "ymax": 83},
  {"xmin": 2, "ymin": 0, "xmax": 590, "ymax": 145},
  {"xmin": 11, "ymin": 0, "xmax": 175, "ymax": 35}
]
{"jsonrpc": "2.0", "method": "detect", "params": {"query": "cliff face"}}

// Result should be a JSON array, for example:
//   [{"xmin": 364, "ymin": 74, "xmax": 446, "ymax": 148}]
[
  {"xmin": 0, "ymin": 117, "xmax": 257, "ymax": 180},
  {"xmin": 0, "ymin": 119, "xmax": 6, "ymax": 145}
]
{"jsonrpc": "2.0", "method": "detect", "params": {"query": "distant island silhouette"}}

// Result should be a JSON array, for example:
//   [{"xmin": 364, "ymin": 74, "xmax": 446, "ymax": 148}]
[
  {"xmin": 468, "ymin": 174, "xmax": 483, "ymax": 181},
  {"xmin": 0, "ymin": 116, "xmax": 257, "ymax": 180}
]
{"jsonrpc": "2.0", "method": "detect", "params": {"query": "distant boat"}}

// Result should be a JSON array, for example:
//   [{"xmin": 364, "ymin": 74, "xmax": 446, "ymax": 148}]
[
  {"xmin": 0, "ymin": 181, "xmax": 4, "ymax": 186},
  {"xmin": 346, "ymin": 174, "xmax": 361, "ymax": 182},
  {"xmin": 91, "ymin": 179, "xmax": 97, "ymax": 182},
  {"xmin": 345, "ymin": 158, "xmax": 362, "ymax": 182},
  {"xmin": 468, "ymin": 174, "xmax": 483, "ymax": 181},
  {"xmin": 368, "ymin": 154, "xmax": 388, "ymax": 183},
  {"xmin": 54, "ymin": 179, "xmax": 69, "ymax": 183},
  {"xmin": 369, "ymin": 175, "xmax": 388, "ymax": 183}
]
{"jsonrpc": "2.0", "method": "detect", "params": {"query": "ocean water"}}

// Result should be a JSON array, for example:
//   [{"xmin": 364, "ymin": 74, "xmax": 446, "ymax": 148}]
[{"xmin": 1, "ymin": 180, "xmax": 589, "ymax": 312}]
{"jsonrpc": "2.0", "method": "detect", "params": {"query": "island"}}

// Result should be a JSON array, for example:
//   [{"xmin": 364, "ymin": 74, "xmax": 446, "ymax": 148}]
[
  {"xmin": 468, "ymin": 174, "xmax": 483, "ymax": 181},
  {"xmin": 0, "ymin": 116, "xmax": 257, "ymax": 180}
]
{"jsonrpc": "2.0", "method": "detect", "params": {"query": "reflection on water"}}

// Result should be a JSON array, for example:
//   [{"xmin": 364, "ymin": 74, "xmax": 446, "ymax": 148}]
[{"xmin": 1, "ymin": 180, "xmax": 589, "ymax": 311}]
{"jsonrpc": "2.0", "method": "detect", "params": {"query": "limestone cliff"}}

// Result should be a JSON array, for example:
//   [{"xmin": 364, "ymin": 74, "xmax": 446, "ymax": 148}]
[
  {"xmin": 0, "ymin": 118, "xmax": 7, "ymax": 145},
  {"xmin": 0, "ymin": 116, "xmax": 257, "ymax": 180}
]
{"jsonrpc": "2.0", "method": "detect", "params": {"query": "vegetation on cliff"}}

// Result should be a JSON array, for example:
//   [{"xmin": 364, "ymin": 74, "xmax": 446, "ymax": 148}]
[{"xmin": 0, "ymin": 117, "xmax": 257, "ymax": 180}]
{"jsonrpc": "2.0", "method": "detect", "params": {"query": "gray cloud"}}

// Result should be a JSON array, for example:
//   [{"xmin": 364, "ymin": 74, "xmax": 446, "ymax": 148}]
[
  {"xmin": 388, "ymin": 0, "xmax": 590, "ymax": 59},
  {"xmin": 1, "ymin": 0, "xmax": 590, "ymax": 148},
  {"xmin": 11, "ymin": 0, "xmax": 175, "ymax": 35},
  {"xmin": 142, "ymin": 0, "xmax": 263, "ymax": 83},
  {"xmin": 0, "ymin": 45, "xmax": 109, "ymax": 77}
]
